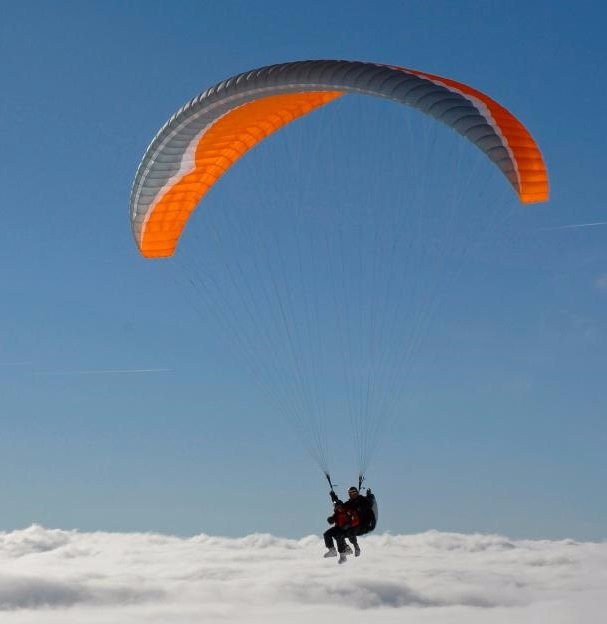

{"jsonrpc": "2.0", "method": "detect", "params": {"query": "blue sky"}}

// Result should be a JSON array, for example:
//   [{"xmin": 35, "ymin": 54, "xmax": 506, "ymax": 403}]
[{"xmin": 0, "ymin": 0, "xmax": 605, "ymax": 540}]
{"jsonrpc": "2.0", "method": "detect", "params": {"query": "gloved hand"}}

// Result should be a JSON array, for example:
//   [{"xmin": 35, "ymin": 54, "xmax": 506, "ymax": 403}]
[
  {"xmin": 366, "ymin": 488, "xmax": 372, "ymax": 496},
  {"xmin": 327, "ymin": 516, "xmax": 335, "ymax": 524}
]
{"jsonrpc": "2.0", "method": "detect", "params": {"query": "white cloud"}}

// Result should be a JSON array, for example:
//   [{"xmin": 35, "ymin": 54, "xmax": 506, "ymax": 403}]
[{"xmin": 0, "ymin": 525, "xmax": 605, "ymax": 623}]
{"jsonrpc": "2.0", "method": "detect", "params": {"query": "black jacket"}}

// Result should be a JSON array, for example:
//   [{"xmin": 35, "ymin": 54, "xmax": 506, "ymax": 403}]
[
  {"xmin": 344, "ymin": 492, "xmax": 371, "ymax": 514},
  {"xmin": 330, "ymin": 490, "xmax": 376, "ymax": 533}
]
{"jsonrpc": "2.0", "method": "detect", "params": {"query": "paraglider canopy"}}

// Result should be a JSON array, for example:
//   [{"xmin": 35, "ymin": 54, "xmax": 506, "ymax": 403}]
[{"xmin": 130, "ymin": 60, "xmax": 548, "ymax": 259}]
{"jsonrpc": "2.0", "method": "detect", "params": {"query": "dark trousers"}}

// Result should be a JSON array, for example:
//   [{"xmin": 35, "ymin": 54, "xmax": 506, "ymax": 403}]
[
  {"xmin": 324, "ymin": 526, "xmax": 347, "ymax": 552},
  {"xmin": 346, "ymin": 529, "xmax": 359, "ymax": 547}
]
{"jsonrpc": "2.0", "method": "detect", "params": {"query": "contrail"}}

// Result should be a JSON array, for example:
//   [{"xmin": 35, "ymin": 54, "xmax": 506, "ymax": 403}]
[
  {"xmin": 543, "ymin": 221, "xmax": 607, "ymax": 230},
  {"xmin": 36, "ymin": 368, "xmax": 170, "ymax": 376}
]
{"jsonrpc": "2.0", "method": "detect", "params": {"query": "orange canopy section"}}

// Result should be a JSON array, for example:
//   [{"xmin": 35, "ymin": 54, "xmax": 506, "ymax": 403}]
[
  {"xmin": 404, "ymin": 67, "xmax": 549, "ymax": 204},
  {"xmin": 140, "ymin": 91, "xmax": 341, "ymax": 258}
]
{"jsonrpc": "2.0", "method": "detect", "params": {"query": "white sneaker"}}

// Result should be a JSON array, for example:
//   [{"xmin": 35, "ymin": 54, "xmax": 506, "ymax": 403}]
[
  {"xmin": 323, "ymin": 548, "xmax": 337, "ymax": 558},
  {"xmin": 354, "ymin": 546, "xmax": 361, "ymax": 557},
  {"xmin": 338, "ymin": 552, "xmax": 348, "ymax": 564},
  {"xmin": 344, "ymin": 545, "xmax": 353, "ymax": 555}
]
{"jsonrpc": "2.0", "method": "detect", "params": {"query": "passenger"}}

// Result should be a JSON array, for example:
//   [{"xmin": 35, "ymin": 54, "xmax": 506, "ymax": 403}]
[{"xmin": 323, "ymin": 500, "xmax": 360, "ymax": 564}]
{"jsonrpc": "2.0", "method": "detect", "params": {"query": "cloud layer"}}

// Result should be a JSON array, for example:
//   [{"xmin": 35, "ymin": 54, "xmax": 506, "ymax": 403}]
[{"xmin": 0, "ymin": 525, "xmax": 605, "ymax": 623}]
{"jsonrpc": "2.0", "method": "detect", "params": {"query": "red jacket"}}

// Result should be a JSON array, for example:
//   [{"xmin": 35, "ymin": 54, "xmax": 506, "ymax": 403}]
[{"xmin": 329, "ymin": 506, "xmax": 360, "ymax": 529}]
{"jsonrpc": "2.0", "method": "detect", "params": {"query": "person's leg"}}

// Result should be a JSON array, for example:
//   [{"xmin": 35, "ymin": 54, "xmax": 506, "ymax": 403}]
[
  {"xmin": 348, "ymin": 529, "xmax": 361, "ymax": 556},
  {"xmin": 323, "ymin": 527, "xmax": 336, "ymax": 549},
  {"xmin": 335, "ymin": 529, "xmax": 347, "ymax": 553}
]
